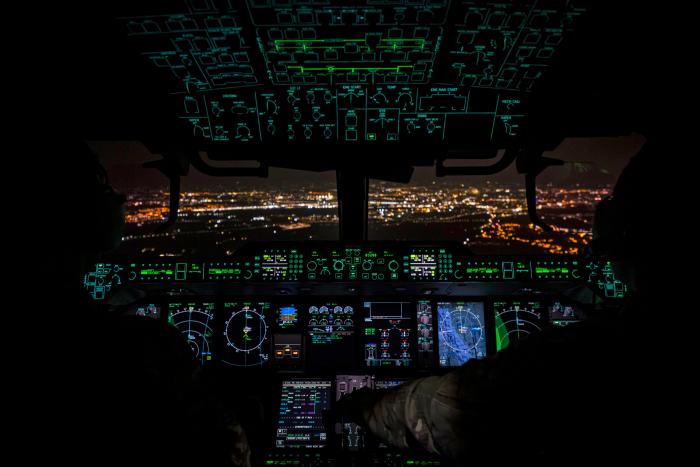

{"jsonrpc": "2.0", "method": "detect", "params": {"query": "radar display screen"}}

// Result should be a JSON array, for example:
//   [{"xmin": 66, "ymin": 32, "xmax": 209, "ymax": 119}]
[
  {"xmin": 494, "ymin": 300, "xmax": 545, "ymax": 351},
  {"xmin": 416, "ymin": 301, "xmax": 434, "ymax": 369},
  {"xmin": 167, "ymin": 302, "xmax": 216, "ymax": 365},
  {"xmin": 363, "ymin": 302, "xmax": 412, "ymax": 368},
  {"xmin": 276, "ymin": 380, "xmax": 332, "ymax": 449},
  {"xmin": 306, "ymin": 302, "xmax": 355, "ymax": 369},
  {"xmin": 335, "ymin": 375, "xmax": 374, "ymax": 451},
  {"xmin": 549, "ymin": 301, "xmax": 583, "ymax": 327},
  {"xmin": 437, "ymin": 302, "xmax": 487, "ymax": 367},
  {"xmin": 277, "ymin": 305, "xmax": 299, "ymax": 329},
  {"xmin": 221, "ymin": 301, "xmax": 271, "ymax": 367}
]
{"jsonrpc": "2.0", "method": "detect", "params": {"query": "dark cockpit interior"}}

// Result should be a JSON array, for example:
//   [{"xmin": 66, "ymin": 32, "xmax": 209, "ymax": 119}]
[{"xmin": 38, "ymin": 1, "xmax": 676, "ymax": 465}]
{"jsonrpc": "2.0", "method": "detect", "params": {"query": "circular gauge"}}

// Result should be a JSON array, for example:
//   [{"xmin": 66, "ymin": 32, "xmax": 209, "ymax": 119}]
[
  {"xmin": 334, "ymin": 306, "xmax": 343, "ymax": 313},
  {"xmin": 224, "ymin": 306, "xmax": 268, "ymax": 354},
  {"xmin": 344, "ymin": 306, "xmax": 354, "ymax": 313},
  {"xmin": 309, "ymin": 306, "xmax": 318, "ymax": 314},
  {"xmin": 169, "ymin": 306, "xmax": 215, "ymax": 364},
  {"xmin": 439, "ymin": 305, "xmax": 484, "ymax": 353},
  {"xmin": 344, "ymin": 319, "xmax": 353, "ymax": 326},
  {"xmin": 320, "ymin": 306, "xmax": 329, "ymax": 313},
  {"xmin": 495, "ymin": 305, "xmax": 542, "ymax": 350}
]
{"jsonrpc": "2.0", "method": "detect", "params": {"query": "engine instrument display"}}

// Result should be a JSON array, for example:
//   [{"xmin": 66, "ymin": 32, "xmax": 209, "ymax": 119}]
[{"xmin": 363, "ymin": 302, "xmax": 412, "ymax": 368}]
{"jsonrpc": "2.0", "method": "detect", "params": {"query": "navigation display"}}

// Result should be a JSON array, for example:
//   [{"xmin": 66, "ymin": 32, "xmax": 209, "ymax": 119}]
[
  {"xmin": 221, "ymin": 301, "xmax": 271, "ymax": 367},
  {"xmin": 363, "ymin": 302, "xmax": 412, "ymax": 367},
  {"xmin": 276, "ymin": 380, "xmax": 332, "ymax": 449},
  {"xmin": 494, "ymin": 300, "xmax": 545, "ymax": 351},
  {"xmin": 167, "ymin": 302, "xmax": 216, "ymax": 365},
  {"xmin": 437, "ymin": 302, "xmax": 487, "ymax": 367}
]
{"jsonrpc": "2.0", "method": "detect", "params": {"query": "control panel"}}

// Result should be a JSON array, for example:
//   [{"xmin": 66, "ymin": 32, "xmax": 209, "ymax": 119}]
[{"xmin": 116, "ymin": 0, "xmax": 587, "ymax": 148}]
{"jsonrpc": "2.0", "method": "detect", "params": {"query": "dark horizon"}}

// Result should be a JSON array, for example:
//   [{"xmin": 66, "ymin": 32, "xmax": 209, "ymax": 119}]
[{"xmin": 91, "ymin": 133, "xmax": 644, "ymax": 192}]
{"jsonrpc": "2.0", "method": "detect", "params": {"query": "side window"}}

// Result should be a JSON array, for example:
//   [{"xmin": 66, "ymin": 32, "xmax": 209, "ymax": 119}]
[
  {"xmin": 89, "ymin": 141, "xmax": 339, "ymax": 257},
  {"xmin": 368, "ymin": 134, "xmax": 644, "ymax": 254}
]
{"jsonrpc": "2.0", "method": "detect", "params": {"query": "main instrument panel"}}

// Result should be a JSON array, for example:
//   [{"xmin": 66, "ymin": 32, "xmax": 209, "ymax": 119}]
[{"xmin": 89, "ymin": 242, "xmax": 623, "ymax": 466}]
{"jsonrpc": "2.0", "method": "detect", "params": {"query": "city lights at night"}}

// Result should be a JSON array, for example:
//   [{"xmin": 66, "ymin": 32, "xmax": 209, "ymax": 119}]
[{"xmin": 116, "ymin": 181, "xmax": 608, "ymax": 257}]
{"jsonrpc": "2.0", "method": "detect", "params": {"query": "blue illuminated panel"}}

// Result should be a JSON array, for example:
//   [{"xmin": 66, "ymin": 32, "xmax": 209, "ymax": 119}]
[{"xmin": 437, "ymin": 301, "xmax": 486, "ymax": 367}]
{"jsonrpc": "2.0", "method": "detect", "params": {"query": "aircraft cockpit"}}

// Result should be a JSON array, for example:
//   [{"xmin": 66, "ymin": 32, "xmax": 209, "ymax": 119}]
[{"xmin": 44, "ymin": 1, "xmax": 669, "ymax": 465}]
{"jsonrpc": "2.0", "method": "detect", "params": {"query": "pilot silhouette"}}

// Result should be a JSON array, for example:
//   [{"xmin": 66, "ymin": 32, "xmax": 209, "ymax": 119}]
[
  {"xmin": 37, "ymin": 140, "xmax": 251, "ymax": 467},
  {"xmin": 333, "ymin": 140, "xmax": 673, "ymax": 463}
]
